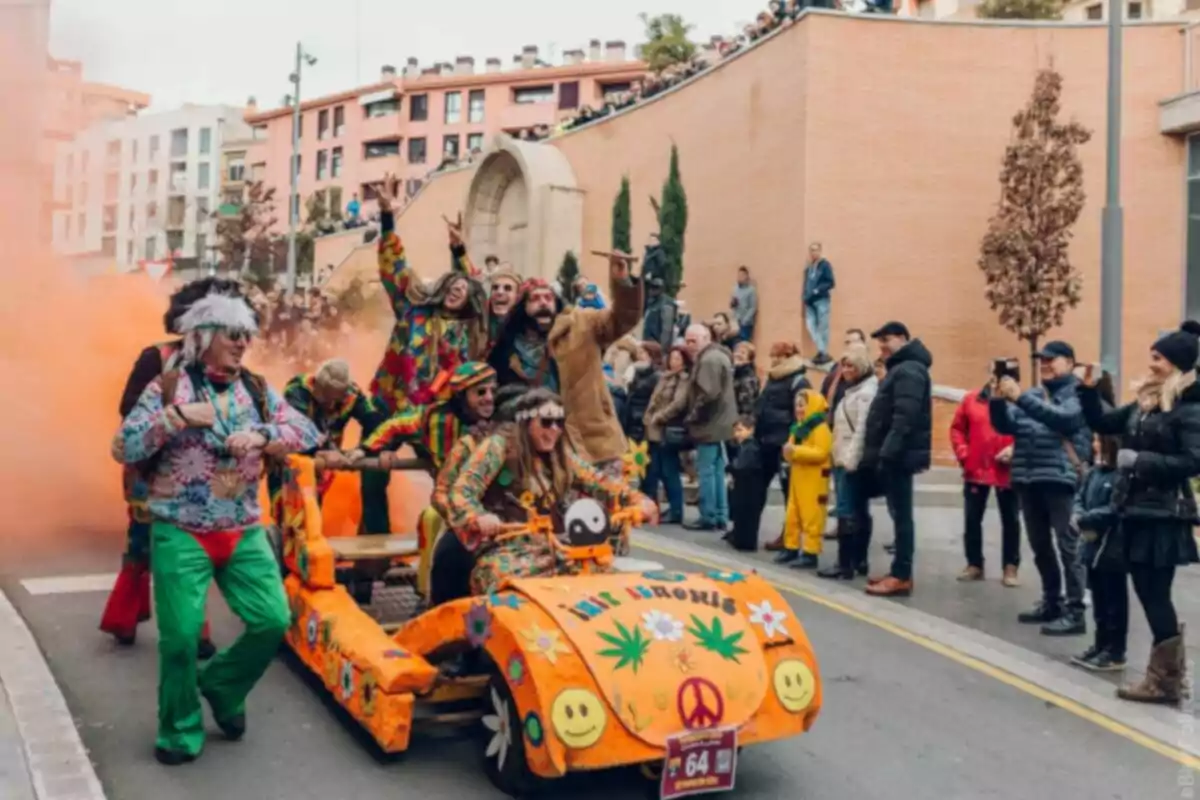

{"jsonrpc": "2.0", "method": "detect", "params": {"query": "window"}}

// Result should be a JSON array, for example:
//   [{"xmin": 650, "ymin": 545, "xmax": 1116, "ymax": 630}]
[
  {"xmin": 104, "ymin": 174, "xmax": 119, "ymax": 202},
  {"xmin": 146, "ymin": 201, "xmax": 158, "ymax": 221},
  {"xmin": 105, "ymin": 139, "xmax": 121, "ymax": 169},
  {"xmin": 467, "ymin": 133, "xmax": 484, "ymax": 152},
  {"xmin": 149, "ymin": 135, "xmax": 160, "ymax": 161},
  {"xmin": 558, "ymin": 81, "xmax": 580, "ymax": 110},
  {"xmin": 126, "ymin": 240, "xmax": 134, "ymax": 264},
  {"xmin": 251, "ymin": 162, "xmax": 265, "ymax": 181},
  {"xmin": 198, "ymin": 163, "xmax": 211, "ymax": 190},
  {"xmin": 331, "ymin": 146, "xmax": 343, "ymax": 178},
  {"xmin": 409, "ymin": 94, "xmax": 428, "ymax": 121},
  {"xmin": 364, "ymin": 140, "xmax": 400, "ymax": 159},
  {"xmin": 170, "ymin": 163, "xmax": 187, "ymax": 193},
  {"xmin": 168, "ymin": 197, "xmax": 187, "ymax": 227},
  {"xmin": 1127, "ymin": 0, "xmax": 1142, "ymax": 16},
  {"xmin": 1086, "ymin": 3, "xmax": 1102, "ymax": 17},
  {"xmin": 148, "ymin": 169, "xmax": 159, "ymax": 192},
  {"xmin": 334, "ymin": 105, "xmax": 346, "ymax": 136},
  {"xmin": 103, "ymin": 204, "xmax": 117, "ymax": 231},
  {"xmin": 329, "ymin": 186, "xmax": 343, "ymax": 216},
  {"xmin": 130, "ymin": 140, "xmax": 139, "ymax": 163},
  {"xmin": 361, "ymin": 182, "xmax": 379, "ymax": 202},
  {"xmin": 129, "ymin": 173, "xmax": 137, "ymax": 194},
  {"xmin": 513, "ymin": 85, "xmax": 554, "ymax": 104},
  {"xmin": 318, "ymin": 109, "xmax": 330, "ymax": 140},
  {"xmin": 170, "ymin": 128, "xmax": 188, "ymax": 158},
  {"xmin": 227, "ymin": 157, "xmax": 245, "ymax": 182},
  {"xmin": 444, "ymin": 92, "xmax": 462, "ymax": 124},
  {"xmin": 101, "ymin": 236, "xmax": 116, "ymax": 257},
  {"xmin": 252, "ymin": 125, "xmax": 268, "ymax": 141},
  {"xmin": 145, "ymin": 236, "xmax": 157, "ymax": 259},
  {"xmin": 365, "ymin": 99, "xmax": 400, "ymax": 118},
  {"xmin": 443, "ymin": 135, "xmax": 460, "ymax": 159},
  {"xmin": 408, "ymin": 137, "xmax": 427, "ymax": 164},
  {"xmin": 196, "ymin": 197, "xmax": 211, "ymax": 221},
  {"xmin": 468, "ymin": 90, "xmax": 485, "ymax": 123},
  {"xmin": 128, "ymin": 204, "xmax": 136, "ymax": 230},
  {"xmin": 166, "ymin": 231, "xmax": 183, "ymax": 254},
  {"xmin": 79, "ymin": 181, "xmax": 88, "ymax": 204},
  {"xmin": 316, "ymin": 149, "xmax": 328, "ymax": 180},
  {"xmin": 196, "ymin": 234, "xmax": 208, "ymax": 262},
  {"xmin": 199, "ymin": 127, "xmax": 212, "ymax": 155}
]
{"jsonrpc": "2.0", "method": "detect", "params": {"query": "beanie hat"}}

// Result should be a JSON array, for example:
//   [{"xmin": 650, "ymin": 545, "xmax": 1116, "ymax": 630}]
[
  {"xmin": 449, "ymin": 361, "xmax": 496, "ymax": 393},
  {"xmin": 1152, "ymin": 322, "xmax": 1200, "ymax": 372}
]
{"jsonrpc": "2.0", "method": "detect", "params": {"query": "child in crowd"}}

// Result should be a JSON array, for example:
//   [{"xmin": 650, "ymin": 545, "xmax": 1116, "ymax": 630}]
[
  {"xmin": 727, "ymin": 415, "xmax": 764, "ymax": 552},
  {"xmin": 777, "ymin": 388, "xmax": 833, "ymax": 568},
  {"xmin": 1071, "ymin": 434, "xmax": 1127, "ymax": 672}
]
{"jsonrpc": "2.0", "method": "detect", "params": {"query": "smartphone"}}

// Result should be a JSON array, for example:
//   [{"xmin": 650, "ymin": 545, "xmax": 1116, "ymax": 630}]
[{"xmin": 992, "ymin": 358, "xmax": 1021, "ymax": 383}]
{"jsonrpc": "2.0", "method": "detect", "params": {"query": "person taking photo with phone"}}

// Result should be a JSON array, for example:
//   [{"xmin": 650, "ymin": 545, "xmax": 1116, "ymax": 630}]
[
  {"xmin": 989, "ymin": 341, "xmax": 1091, "ymax": 636},
  {"xmin": 1075, "ymin": 325, "xmax": 1200, "ymax": 705}
]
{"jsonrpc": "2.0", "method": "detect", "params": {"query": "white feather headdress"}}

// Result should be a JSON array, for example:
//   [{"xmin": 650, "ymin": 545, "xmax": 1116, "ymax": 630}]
[{"xmin": 176, "ymin": 293, "xmax": 258, "ymax": 365}]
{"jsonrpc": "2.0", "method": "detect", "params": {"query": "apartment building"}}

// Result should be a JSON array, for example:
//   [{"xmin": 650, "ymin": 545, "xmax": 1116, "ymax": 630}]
[
  {"xmin": 902, "ymin": 0, "xmax": 1200, "ymax": 18},
  {"xmin": 243, "ymin": 41, "xmax": 645, "ymax": 223},
  {"xmin": 52, "ymin": 105, "xmax": 251, "ymax": 269}
]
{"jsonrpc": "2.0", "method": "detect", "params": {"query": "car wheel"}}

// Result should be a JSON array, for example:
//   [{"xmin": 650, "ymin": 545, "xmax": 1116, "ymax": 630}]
[{"xmin": 481, "ymin": 664, "xmax": 543, "ymax": 797}]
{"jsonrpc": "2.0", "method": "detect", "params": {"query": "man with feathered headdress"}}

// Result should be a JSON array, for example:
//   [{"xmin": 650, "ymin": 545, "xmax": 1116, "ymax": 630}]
[
  {"xmin": 100, "ymin": 278, "xmax": 248, "ymax": 656},
  {"xmin": 111, "ymin": 292, "xmax": 321, "ymax": 766}
]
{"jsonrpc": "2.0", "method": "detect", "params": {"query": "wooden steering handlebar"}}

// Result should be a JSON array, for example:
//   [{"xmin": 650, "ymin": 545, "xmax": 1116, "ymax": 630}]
[{"xmin": 312, "ymin": 454, "xmax": 433, "ymax": 473}]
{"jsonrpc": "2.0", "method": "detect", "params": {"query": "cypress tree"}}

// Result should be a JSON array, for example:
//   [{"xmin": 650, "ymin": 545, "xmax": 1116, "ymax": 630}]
[
  {"xmin": 612, "ymin": 175, "xmax": 631, "ymax": 254},
  {"xmin": 658, "ymin": 144, "xmax": 688, "ymax": 298}
]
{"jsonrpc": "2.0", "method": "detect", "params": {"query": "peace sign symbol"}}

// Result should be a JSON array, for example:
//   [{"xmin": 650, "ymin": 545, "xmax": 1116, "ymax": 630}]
[{"xmin": 676, "ymin": 677, "xmax": 725, "ymax": 730}]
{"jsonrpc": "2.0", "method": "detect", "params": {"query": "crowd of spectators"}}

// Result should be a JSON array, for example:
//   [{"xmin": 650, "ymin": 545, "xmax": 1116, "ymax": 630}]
[{"xmin": 245, "ymin": 285, "xmax": 351, "ymax": 372}]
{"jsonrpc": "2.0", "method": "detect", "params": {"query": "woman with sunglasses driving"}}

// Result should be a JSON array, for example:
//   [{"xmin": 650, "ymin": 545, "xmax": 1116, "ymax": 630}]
[{"xmin": 446, "ymin": 389, "xmax": 658, "ymax": 595}]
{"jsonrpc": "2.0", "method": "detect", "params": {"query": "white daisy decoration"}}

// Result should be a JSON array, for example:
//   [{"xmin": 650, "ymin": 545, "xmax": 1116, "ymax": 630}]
[
  {"xmin": 641, "ymin": 609, "xmax": 685, "ymax": 642},
  {"xmin": 747, "ymin": 600, "xmax": 790, "ymax": 639},
  {"xmin": 482, "ymin": 687, "xmax": 512, "ymax": 771}
]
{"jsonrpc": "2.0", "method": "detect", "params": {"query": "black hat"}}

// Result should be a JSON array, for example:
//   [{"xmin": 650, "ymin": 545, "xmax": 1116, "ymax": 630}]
[
  {"xmin": 1036, "ymin": 340, "xmax": 1076, "ymax": 361},
  {"xmin": 871, "ymin": 321, "xmax": 910, "ymax": 340},
  {"xmin": 1152, "ymin": 323, "xmax": 1200, "ymax": 372}
]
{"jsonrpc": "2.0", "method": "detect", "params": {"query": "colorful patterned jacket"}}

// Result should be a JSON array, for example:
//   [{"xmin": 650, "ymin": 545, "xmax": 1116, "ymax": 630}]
[
  {"xmin": 112, "ymin": 371, "xmax": 321, "ymax": 533},
  {"xmin": 369, "ymin": 211, "xmax": 485, "ymax": 415},
  {"xmin": 361, "ymin": 400, "xmax": 465, "ymax": 470},
  {"xmin": 283, "ymin": 373, "xmax": 384, "ymax": 452}
]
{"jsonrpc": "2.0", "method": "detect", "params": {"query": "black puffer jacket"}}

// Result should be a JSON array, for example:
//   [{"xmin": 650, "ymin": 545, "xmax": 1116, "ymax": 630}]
[
  {"xmin": 754, "ymin": 356, "xmax": 810, "ymax": 449},
  {"xmin": 861, "ymin": 339, "xmax": 933, "ymax": 475},
  {"xmin": 623, "ymin": 364, "xmax": 661, "ymax": 442},
  {"xmin": 1080, "ymin": 381, "xmax": 1200, "ymax": 567}
]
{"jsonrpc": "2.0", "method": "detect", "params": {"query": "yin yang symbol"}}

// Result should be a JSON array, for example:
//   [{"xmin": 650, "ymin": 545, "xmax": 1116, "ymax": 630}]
[{"xmin": 563, "ymin": 498, "xmax": 610, "ymax": 546}]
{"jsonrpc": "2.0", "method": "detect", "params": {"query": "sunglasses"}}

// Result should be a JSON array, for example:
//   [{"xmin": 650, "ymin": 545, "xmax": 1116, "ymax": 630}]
[
  {"xmin": 534, "ymin": 417, "xmax": 565, "ymax": 430},
  {"xmin": 224, "ymin": 330, "xmax": 252, "ymax": 344}
]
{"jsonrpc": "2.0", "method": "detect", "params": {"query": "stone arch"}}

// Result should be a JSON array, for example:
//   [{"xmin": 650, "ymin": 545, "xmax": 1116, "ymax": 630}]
[{"xmin": 463, "ymin": 134, "xmax": 583, "ymax": 281}]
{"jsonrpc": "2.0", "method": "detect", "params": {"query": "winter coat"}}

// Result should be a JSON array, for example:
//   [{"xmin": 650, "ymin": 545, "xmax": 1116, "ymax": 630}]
[
  {"xmin": 644, "ymin": 369, "xmax": 691, "ymax": 443},
  {"xmin": 861, "ymin": 339, "xmax": 934, "ymax": 475},
  {"xmin": 785, "ymin": 391, "xmax": 833, "ymax": 550},
  {"xmin": 623, "ymin": 364, "xmax": 661, "ymax": 442},
  {"xmin": 950, "ymin": 387, "xmax": 1014, "ymax": 488},
  {"xmin": 802, "ymin": 258, "xmax": 835, "ymax": 305},
  {"xmin": 833, "ymin": 374, "xmax": 878, "ymax": 473},
  {"xmin": 988, "ymin": 374, "xmax": 1090, "ymax": 489},
  {"xmin": 754, "ymin": 356, "xmax": 811, "ymax": 449},
  {"xmin": 685, "ymin": 344, "xmax": 738, "ymax": 444},
  {"xmin": 821, "ymin": 364, "xmax": 849, "ymax": 416},
  {"xmin": 1079, "ymin": 381, "xmax": 1200, "ymax": 568},
  {"xmin": 642, "ymin": 295, "xmax": 678, "ymax": 352},
  {"xmin": 731, "ymin": 283, "xmax": 757, "ymax": 328},
  {"xmin": 733, "ymin": 363, "xmax": 760, "ymax": 417}
]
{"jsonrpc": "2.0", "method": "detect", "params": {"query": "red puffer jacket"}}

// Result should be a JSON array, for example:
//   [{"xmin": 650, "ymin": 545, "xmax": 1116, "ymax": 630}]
[{"xmin": 950, "ymin": 389, "xmax": 1013, "ymax": 488}]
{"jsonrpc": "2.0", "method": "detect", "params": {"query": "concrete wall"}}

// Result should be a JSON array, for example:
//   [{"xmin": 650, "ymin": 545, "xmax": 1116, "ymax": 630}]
[{"xmin": 392, "ymin": 13, "xmax": 1188, "ymax": 393}]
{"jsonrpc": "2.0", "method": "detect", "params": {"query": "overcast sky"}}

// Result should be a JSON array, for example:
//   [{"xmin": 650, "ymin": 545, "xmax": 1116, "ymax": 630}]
[{"xmin": 49, "ymin": 1, "xmax": 769, "ymax": 112}]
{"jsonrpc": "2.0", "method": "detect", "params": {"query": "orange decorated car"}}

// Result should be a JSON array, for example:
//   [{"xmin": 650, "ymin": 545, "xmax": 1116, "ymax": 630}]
[{"xmin": 276, "ymin": 454, "xmax": 822, "ymax": 798}]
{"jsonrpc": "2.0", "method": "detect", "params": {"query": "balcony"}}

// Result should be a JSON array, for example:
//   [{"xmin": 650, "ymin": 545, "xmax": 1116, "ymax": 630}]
[
  {"xmin": 360, "ymin": 108, "xmax": 402, "ymax": 143},
  {"xmin": 496, "ymin": 100, "xmax": 556, "ymax": 132},
  {"xmin": 358, "ymin": 153, "xmax": 404, "ymax": 186},
  {"xmin": 1161, "ymin": 23, "xmax": 1200, "ymax": 134}
]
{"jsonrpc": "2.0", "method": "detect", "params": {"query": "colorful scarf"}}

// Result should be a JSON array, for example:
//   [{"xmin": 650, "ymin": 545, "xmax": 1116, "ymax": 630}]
[{"xmin": 789, "ymin": 411, "xmax": 827, "ymax": 444}]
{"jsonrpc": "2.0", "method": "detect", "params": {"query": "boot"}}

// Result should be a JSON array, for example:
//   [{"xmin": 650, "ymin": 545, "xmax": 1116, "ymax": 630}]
[
  {"xmin": 817, "ymin": 519, "xmax": 855, "ymax": 580},
  {"xmin": 764, "ymin": 534, "xmax": 785, "ymax": 552},
  {"xmin": 853, "ymin": 514, "xmax": 872, "ymax": 576},
  {"xmin": 1117, "ymin": 631, "xmax": 1185, "ymax": 705}
]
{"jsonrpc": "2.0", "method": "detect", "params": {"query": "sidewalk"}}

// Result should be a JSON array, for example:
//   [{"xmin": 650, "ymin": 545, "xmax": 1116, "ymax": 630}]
[
  {"xmin": 654, "ymin": 503, "xmax": 1200, "ymax": 690},
  {"xmin": 0, "ymin": 586, "xmax": 106, "ymax": 800}
]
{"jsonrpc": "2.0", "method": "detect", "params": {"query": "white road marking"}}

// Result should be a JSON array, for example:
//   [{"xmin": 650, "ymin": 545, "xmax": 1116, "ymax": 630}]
[{"xmin": 19, "ymin": 573, "xmax": 117, "ymax": 596}]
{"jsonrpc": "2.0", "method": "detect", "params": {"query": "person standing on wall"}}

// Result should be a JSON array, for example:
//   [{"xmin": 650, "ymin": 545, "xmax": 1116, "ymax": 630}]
[
  {"xmin": 802, "ymin": 242, "xmax": 836, "ymax": 366},
  {"xmin": 989, "ymin": 341, "xmax": 1091, "ymax": 636},
  {"xmin": 861, "ymin": 321, "xmax": 933, "ymax": 597},
  {"xmin": 731, "ymin": 266, "xmax": 758, "ymax": 342},
  {"xmin": 950, "ymin": 369, "xmax": 1021, "ymax": 586}
]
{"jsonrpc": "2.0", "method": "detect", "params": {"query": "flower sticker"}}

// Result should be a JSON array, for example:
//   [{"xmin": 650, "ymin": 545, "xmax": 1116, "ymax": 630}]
[
  {"xmin": 622, "ymin": 440, "xmax": 650, "ymax": 481},
  {"xmin": 524, "ymin": 712, "xmax": 544, "ymax": 747},
  {"xmin": 488, "ymin": 592, "xmax": 525, "ymax": 610},
  {"xmin": 464, "ymin": 602, "xmax": 493, "ymax": 648},
  {"xmin": 306, "ymin": 612, "xmax": 320, "ymax": 649},
  {"xmin": 497, "ymin": 467, "xmax": 514, "ymax": 487},
  {"xmin": 340, "ymin": 660, "xmax": 355, "ymax": 701},
  {"xmin": 362, "ymin": 673, "xmax": 378, "ymax": 717},
  {"xmin": 747, "ymin": 600, "xmax": 790, "ymax": 639},
  {"xmin": 642, "ymin": 570, "xmax": 687, "ymax": 583},
  {"xmin": 518, "ymin": 491, "xmax": 536, "ymax": 509},
  {"xmin": 506, "ymin": 652, "xmax": 528, "ymax": 687},
  {"xmin": 320, "ymin": 617, "xmax": 335, "ymax": 649},
  {"xmin": 521, "ymin": 624, "xmax": 570, "ymax": 664},
  {"xmin": 672, "ymin": 646, "xmax": 698, "ymax": 675},
  {"xmin": 641, "ymin": 610, "xmax": 684, "ymax": 642},
  {"xmin": 483, "ymin": 687, "xmax": 512, "ymax": 771},
  {"xmin": 706, "ymin": 570, "xmax": 746, "ymax": 584}
]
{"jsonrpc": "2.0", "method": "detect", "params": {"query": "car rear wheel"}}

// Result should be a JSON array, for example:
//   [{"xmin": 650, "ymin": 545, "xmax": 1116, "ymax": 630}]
[{"xmin": 481, "ymin": 664, "xmax": 543, "ymax": 797}]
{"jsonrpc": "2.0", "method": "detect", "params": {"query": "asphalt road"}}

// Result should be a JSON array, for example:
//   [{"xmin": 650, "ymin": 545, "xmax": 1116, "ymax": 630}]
[{"xmin": 2, "ymin": 545, "xmax": 1185, "ymax": 800}]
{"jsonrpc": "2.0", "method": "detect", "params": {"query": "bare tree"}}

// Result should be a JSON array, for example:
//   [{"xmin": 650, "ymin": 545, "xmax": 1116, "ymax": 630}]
[
  {"xmin": 215, "ymin": 180, "xmax": 278, "ymax": 283},
  {"xmin": 978, "ymin": 68, "xmax": 1091, "ymax": 379}
]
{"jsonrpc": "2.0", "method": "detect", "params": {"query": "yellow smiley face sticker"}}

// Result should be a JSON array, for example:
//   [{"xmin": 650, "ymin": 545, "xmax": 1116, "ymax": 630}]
[
  {"xmin": 550, "ymin": 689, "xmax": 606, "ymax": 749},
  {"xmin": 773, "ymin": 659, "xmax": 815, "ymax": 713}
]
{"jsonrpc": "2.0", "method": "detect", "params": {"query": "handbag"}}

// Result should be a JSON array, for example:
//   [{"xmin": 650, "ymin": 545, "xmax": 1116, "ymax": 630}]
[{"xmin": 663, "ymin": 425, "xmax": 690, "ymax": 448}]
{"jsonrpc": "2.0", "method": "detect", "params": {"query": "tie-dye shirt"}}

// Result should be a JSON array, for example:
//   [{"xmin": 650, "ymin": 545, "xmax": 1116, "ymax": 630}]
[{"xmin": 112, "ymin": 371, "xmax": 321, "ymax": 533}]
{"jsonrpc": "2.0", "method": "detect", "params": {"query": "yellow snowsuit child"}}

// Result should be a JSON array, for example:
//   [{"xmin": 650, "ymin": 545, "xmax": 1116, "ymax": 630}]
[{"xmin": 781, "ymin": 389, "xmax": 833, "ymax": 562}]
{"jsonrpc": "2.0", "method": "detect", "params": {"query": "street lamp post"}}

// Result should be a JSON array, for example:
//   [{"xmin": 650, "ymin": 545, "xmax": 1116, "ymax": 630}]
[
  {"xmin": 286, "ymin": 42, "xmax": 317, "ymax": 296},
  {"xmin": 1100, "ymin": 0, "xmax": 1124, "ymax": 391}
]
